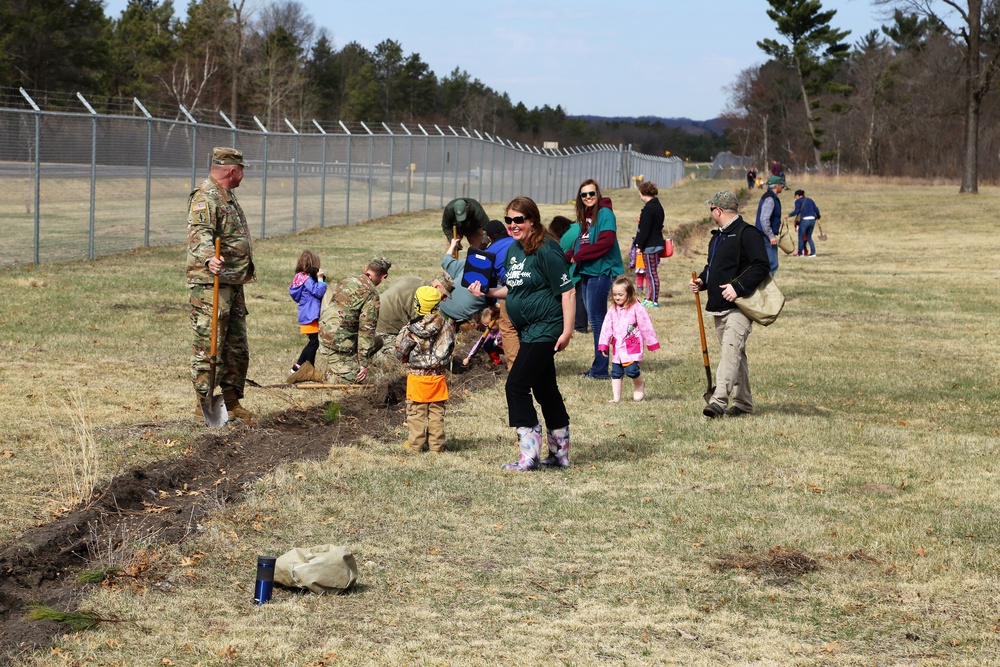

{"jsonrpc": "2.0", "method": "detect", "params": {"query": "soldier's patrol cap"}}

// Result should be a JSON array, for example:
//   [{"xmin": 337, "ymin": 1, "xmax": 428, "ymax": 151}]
[
  {"xmin": 212, "ymin": 147, "xmax": 246, "ymax": 166},
  {"xmin": 434, "ymin": 271, "xmax": 455, "ymax": 294},
  {"xmin": 705, "ymin": 190, "xmax": 739, "ymax": 211},
  {"xmin": 370, "ymin": 256, "xmax": 392, "ymax": 274}
]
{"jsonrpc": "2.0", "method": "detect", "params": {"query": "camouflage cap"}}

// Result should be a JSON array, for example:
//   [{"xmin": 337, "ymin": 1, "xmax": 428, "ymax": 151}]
[
  {"xmin": 767, "ymin": 175, "xmax": 786, "ymax": 187},
  {"xmin": 369, "ymin": 256, "xmax": 392, "ymax": 274},
  {"xmin": 705, "ymin": 190, "xmax": 739, "ymax": 211},
  {"xmin": 433, "ymin": 271, "xmax": 455, "ymax": 294},
  {"xmin": 452, "ymin": 199, "xmax": 468, "ymax": 222},
  {"xmin": 212, "ymin": 147, "xmax": 245, "ymax": 166}
]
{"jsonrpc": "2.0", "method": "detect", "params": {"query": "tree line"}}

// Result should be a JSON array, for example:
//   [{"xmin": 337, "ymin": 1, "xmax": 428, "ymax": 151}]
[
  {"xmin": 0, "ymin": 0, "xmax": 728, "ymax": 161},
  {"xmin": 726, "ymin": 0, "xmax": 1000, "ymax": 191}
]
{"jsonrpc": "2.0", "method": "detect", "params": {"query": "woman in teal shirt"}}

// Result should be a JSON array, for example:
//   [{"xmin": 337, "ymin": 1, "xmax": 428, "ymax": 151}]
[
  {"xmin": 567, "ymin": 179, "xmax": 624, "ymax": 379},
  {"xmin": 470, "ymin": 197, "xmax": 576, "ymax": 471}
]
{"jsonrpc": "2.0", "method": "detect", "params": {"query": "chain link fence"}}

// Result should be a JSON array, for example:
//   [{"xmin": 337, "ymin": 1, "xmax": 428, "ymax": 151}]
[{"xmin": 1, "ymin": 90, "xmax": 685, "ymax": 266}]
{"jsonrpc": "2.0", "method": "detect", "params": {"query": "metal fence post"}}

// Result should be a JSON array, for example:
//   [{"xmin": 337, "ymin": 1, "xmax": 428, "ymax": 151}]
[
  {"xmin": 219, "ymin": 111, "xmax": 238, "ymax": 148},
  {"xmin": 339, "ymin": 121, "xmax": 352, "ymax": 225},
  {"xmin": 401, "ymin": 123, "xmax": 413, "ymax": 213},
  {"xmin": 254, "ymin": 117, "xmax": 270, "ymax": 237},
  {"xmin": 77, "ymin": 93, "xmax": 98, "ymax": 260},
  {"xmin": 360, "ymin": 121, "xmax": 374, "ymax": 221},
  {"xmin": 284, "ymin": 119, "xmax": 300, "ymax": 233},
  {"xmin": 134, "ymin": 98, "xmax": 153, "ymax": 247},
  {"xmin": 382, "ymin": 122, "xmax": 395, "ymax": 215},
  {"xmin": 179, "ymin": 105, "xmax": 198, "ymax": 190},
  {"xmin": 434, "ymin": 124, "xmax": 446, "ymax": 208},
  {"xmin": 18, "ymin": 89, "xmax": 41, "ymax": 264},
  {"xmin": 312, "ymin": 120, "xmax": 328, "ymax": 227},
  {"xmin": 418, "ymin": 124, "xmax": 429, "ymax": 211}
]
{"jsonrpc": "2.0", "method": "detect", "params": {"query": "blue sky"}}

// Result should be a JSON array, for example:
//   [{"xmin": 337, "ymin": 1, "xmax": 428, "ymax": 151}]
[{"xmin": 102, "ymin": 0, "xmax": 892, "ymax": 120}]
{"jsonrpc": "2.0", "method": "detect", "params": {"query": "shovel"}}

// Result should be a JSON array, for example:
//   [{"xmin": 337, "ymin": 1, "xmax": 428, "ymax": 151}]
[
  {"xmin": 201, "ymin": 238, "xmax": 229, "ymax": 427},
  {"xmin": 692, "ymin": 271, "xmax": 715, "ymax": 404},
  {"xmin": 451, "ymin": 225, "xmax": 460, "ymax": 258}
]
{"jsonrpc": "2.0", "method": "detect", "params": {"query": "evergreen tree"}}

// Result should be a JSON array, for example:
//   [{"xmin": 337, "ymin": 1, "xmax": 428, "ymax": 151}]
[{"xmin": 758, "ymin": 0, "xmax": 851, "ymax": 168}]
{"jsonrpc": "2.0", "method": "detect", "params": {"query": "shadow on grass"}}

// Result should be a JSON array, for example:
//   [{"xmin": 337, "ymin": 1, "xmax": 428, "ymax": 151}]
[{"xmin": 757, "ymin": 402, "xmax": 833, "ymax": 417}]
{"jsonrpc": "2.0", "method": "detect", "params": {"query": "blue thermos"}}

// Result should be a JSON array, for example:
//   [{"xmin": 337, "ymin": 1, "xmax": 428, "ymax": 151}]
[{"xmin": 254, "ymin": 556, "xmax": 277, "ymax": 605}]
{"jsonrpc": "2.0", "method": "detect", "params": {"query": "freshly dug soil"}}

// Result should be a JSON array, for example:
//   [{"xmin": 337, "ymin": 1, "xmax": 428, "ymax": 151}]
[{"xmin": 0, "ymin": 351, "xmax": 503, "ymax": 661}]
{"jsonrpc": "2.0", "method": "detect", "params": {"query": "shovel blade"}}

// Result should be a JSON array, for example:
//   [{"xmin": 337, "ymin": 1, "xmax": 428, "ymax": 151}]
[
  {"xmin": 703, "ymin": 387, "xmax": 716, "ymax": 404},
  {"xmin": 201, "ymin": 393, "xmax": 229, "ymax": 428}
]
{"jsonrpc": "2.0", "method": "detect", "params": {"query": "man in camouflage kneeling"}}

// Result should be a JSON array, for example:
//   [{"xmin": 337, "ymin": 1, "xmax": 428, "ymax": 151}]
[
  {"xmin": 316, "ymin": 257, "xmax": 391, "ymax": 383},
  {"xmin": 187, "ymin": 147, "xmax": 256, "ymax": 425}
]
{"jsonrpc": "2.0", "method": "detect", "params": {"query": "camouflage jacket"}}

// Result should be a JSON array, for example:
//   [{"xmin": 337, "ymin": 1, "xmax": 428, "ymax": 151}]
[
  {"xmin": 186, "ymin": 176, "xmax": 256, "ymax": 285},
  {"xmin": 320, "ymin": 274, "xmax": 381, "ymax": 359},
  {"xmin": 394, "ymin": 313, "xmax": 455, "ymax": 374}
]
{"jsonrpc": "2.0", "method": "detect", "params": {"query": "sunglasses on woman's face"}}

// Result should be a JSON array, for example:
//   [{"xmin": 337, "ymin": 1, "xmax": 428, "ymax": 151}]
[
  {"xmin": 504, "ymin": 215, "xmax": 528, "ymax": 225},
  {"xmin": 580, "ymin": 191, "xmax": 597, "ymax": 198}
]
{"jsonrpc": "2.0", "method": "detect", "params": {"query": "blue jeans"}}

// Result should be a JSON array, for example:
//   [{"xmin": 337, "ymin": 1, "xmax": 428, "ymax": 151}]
[
  {"xmin": 581, "ymin": 274, "xmax": 613, "ymax": 377},
  {"xmin": 611, "ymin": 361, "xmax": 641, "ymax": 379},
  {"xmin": 798, "ymin": 219, "xmax": 816, "ymax": 255},
  {"xmin": 764, "ymin": 239, "xmax": 779, "ymax": 275}
]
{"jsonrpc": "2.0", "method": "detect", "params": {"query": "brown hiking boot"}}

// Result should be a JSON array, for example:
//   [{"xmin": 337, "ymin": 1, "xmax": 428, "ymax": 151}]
[
  {"xmin": 223, "ymin": 389, "xmax": 255, "ymax": 427},
  {"xmin": 285, "ymin": 360, "xmax": 323, "ymax": 384}
]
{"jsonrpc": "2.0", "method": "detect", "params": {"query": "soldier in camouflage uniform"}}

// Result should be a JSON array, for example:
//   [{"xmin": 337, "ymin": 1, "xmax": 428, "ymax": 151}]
[
  {"xmin": 187, "ymin": 147, "xmax": 256, "ymax": 425},
  {"xmin": 317, "ymin": 257, "xmax": 392, "ymax": 383}
]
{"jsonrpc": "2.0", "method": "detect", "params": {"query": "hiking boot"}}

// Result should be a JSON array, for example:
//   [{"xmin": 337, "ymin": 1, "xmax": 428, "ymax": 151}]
[
  {"xmin": 286, "ymin": 360, "xmax": 322, "ymax": 384},
  {"xmin": 223, "ymin": 389, "xmax": 255, "ymax": 427},
  {"xmin": 724, "ymin": 405, "xmax": 752, "ymax": 418},
  {"xmin": 702, "ymin": 403, "xmax": 724, "ymax": 419}
]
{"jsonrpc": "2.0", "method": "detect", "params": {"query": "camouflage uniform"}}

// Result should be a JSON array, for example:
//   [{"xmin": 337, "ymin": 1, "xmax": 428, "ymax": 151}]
[
  {"xmin": 394, "ymin": 307, "xmax": 455, "ymax": 453},
  {"xmin": 187, "ymin": 149, "xmax": 255, "ymax": 401},
  {"xmin": 317, "ymin": 274, "xmax": 384, "ymax": 383}
]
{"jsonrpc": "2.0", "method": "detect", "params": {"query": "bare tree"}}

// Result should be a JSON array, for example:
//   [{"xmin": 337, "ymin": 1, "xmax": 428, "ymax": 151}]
[{"xmin": 877, "ymin": 0, "xmax": 1000, "ymax": 192}]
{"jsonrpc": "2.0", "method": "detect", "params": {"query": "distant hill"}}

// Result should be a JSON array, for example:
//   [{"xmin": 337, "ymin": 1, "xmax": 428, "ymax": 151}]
[{"xmin": 573, "ymin": 115, "xmax": 728, "ymax": 136}]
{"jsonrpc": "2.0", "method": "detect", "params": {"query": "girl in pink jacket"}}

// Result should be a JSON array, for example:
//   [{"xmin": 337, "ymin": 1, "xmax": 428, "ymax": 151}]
[{"xmin": 598, "ymin": 277, "xmax": 661, "ymax": 402}]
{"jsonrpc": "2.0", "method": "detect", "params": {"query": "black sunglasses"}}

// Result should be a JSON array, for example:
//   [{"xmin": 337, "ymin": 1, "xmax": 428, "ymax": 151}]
[
  {"xmin": 709, "ymin": 206, "xmax": 719, "ymax": 213},
  {"xmin": 504, "ymin": 215, "xmax": 528, "ymax": 225},
  {"xmin": 580, "ymin": 190, "xmax": 597, "ymax": 198}
]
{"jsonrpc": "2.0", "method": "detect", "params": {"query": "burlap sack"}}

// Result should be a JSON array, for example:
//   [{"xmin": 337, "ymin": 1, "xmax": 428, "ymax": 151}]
[{"xmin": 274, "ymin": 544, "xmax": 358, "ymax": 594}]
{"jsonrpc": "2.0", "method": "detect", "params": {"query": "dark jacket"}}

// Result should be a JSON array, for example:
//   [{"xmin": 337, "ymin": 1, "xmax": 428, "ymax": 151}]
[
  {"xmin": 697, "ymin": 216, "xmax": 770, "ymax": 313},
  {"xmin": 634, "ymin": 197, "xmax": 665, "ymax": 251},
  {"xmin": 756, "ymin": 188, "xmax": 782, "ymax": 237}
]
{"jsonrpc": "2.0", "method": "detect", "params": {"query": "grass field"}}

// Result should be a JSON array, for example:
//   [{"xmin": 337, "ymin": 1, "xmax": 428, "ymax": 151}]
[{"xmin": 2, "ymin": 176, "xmax": 999, "ymax": 665}]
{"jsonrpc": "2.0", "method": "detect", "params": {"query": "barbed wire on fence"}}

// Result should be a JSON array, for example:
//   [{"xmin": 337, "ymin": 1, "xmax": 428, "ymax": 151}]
[{"xmin": 1, "ymin": 88, "xmax": 686, "ymax": 267}]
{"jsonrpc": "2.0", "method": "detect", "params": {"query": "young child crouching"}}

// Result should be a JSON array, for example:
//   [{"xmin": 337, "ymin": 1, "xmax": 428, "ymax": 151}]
[
  {"xmin": 598, "ymin": 276, "xmax": 660, "ymax": 402},
  {"xmin": 394, "ymin": 286, "xmax": 455, "ymax": 452}
]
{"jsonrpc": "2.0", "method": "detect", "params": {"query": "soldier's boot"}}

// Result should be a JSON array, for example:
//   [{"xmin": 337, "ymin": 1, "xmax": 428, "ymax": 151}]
[
  {"xmin": 223, "ymin": 389, "xmax": 255, "ymax": 427},
  {"xmin": 286, "ymin": 360, "xmax": 322, "ymax": 384},
  {"xmin": 194, "ymin": 391, "xmax": 204, "ymax": 420}
]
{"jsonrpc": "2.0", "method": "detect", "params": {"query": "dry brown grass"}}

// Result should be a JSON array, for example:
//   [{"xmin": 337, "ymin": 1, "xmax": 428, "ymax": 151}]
[{"xmin": 4, "ymin": 177, "xmax": 1000, "ymax": 665}]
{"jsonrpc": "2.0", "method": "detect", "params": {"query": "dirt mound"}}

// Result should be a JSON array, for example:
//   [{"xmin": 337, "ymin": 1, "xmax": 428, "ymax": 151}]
[{"xmin": 0, "ymin": 356, "xmax": 501, "ymax": 660}]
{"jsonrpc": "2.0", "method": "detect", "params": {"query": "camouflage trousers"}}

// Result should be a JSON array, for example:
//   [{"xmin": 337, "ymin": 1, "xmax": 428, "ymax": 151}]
[
  {"xmin": 190, "ymin": 283, "xmax": 249, "ymax": 398},
  {"xmin": 317, "ymin": 335, "xmax": 384, "ymax": 384}
]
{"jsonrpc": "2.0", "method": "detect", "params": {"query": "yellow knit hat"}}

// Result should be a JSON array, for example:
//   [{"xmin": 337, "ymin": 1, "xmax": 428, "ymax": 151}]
[{"xmin": 413, "ymin": 285, "xmax": 442, "ymax": 316}]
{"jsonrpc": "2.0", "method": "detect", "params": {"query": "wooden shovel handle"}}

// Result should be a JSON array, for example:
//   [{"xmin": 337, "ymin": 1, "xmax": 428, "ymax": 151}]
[
  {"xmin": 692, "ymin": 271, "xmax": 710, "ymax": 368},
  {"xmin": 451, "ymin": 225, "xmax": 460, "ymax": 258},
  {"xmin": 209, "ymin": 238, "xmax": 221, "ymax": 361}
]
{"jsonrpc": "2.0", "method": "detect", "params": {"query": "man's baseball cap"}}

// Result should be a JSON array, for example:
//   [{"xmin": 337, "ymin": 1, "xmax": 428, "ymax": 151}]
[
  {"xmin": 212, "ymin": 147, "xmax": 245, "ymax": 166},
  {"xmin": 485, "ymin": 219, "xmax": 508, "ymax": 240},
  {"xmin": 452, "ymin": 199, "xmax": 468, "ymax": 223},
  {"xmin": 705, "ymin": 190, "xmax": 739, "ymax": 211},
  {"xmin": 767, "ymin": 175, "xmax": 786, "ymax": 187}
]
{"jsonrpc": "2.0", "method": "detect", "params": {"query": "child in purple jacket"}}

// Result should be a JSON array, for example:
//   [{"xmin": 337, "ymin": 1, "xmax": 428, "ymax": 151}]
[
  {"xmin": 289, "ymin": 249, "xmax": 327, "ymax": 375},
  {"xmin": 598, "ymin": 277, "xmax": 660, "ymax": 402}
]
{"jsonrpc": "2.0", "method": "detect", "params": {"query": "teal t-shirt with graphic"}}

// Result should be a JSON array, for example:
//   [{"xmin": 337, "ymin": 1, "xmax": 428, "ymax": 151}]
[{"xmin": 505, "ymin": 238, "xmax": 574, "ymax": 343}]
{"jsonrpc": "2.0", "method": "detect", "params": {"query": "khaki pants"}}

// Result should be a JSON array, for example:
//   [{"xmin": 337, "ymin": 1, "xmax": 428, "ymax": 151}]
[
  {"xmin": 406, "ymin": 400, "xmax": 446, "ymax": 452},
  {"xmin": 710, "ymin": 309, "xmax": 754, "ymax": 412},
  {"xmin": 498, "ymin": 300, "xmax": 519, "ymax": 371}
]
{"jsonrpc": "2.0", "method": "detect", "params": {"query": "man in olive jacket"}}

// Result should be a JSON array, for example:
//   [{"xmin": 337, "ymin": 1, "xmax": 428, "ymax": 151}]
[
  {"xmin": 187, "ymin": 147, "xmax": 255, "ymax": 425},
  {"xmin": 690, "ymin": 190, "xmax": 770, "ymax": 419}
]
